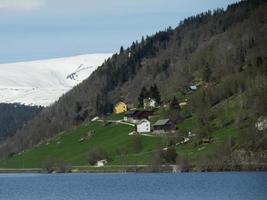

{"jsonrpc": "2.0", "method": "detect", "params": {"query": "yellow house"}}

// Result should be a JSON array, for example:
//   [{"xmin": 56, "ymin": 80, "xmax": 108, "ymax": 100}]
[{"xmin": 114, "ymin": 101, "xmax": 127, "ymax": 114}]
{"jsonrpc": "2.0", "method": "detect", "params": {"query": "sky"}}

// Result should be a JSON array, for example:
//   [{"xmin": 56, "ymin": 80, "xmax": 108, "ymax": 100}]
[{"xmin": 0, "ymin": 0, "xmax": 240, "ymax": 63}]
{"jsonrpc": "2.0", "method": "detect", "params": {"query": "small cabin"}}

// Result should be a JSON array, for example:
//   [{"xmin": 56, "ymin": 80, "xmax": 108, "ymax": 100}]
[
  {"xmin": 143, "ymin": 98, "xmax": 156, "ymax": 109},
  {"xmin": 114, "ymin": 101, "xmax": 127, "ymax": 114},
  {"xmin": 136, "ymin": 119, "xmax": 151, "ymax": 133},
  {"xmin": 153, "ymin": 119, "xmax": 176, "ymax": 133},
  {"xmin": 124, "ymin": 110, "xmax": 138, "ymax": 123},
  {"xmin": 95, "ymin": 159, "xmax": 107, "ymax": 167},
  {"xmin": 189, "ymin": 85, "xmax": 197, "ymax": 91}
]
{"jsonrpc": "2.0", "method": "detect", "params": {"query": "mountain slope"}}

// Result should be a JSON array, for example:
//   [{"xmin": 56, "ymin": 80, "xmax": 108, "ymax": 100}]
[
  {"xmin": 0, "ymin": 54, "xmax": 111, "ymax": 106},
  {"xmin": 0, "ymin": 0, "xmax": 266, "ymax": 160},
  {"xmin": 0, "ymin": 103, "xmax": 43, "ymax": 141}
]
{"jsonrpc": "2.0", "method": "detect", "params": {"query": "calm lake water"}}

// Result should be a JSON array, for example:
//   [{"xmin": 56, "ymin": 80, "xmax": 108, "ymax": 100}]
[{"xmin": 0, "ymin": 172, "xmax": 266, "ymax": 200}]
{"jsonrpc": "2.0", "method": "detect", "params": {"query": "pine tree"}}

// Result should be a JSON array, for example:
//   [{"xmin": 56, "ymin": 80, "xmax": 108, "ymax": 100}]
[
  {"xmin": 138, "ymin": 86, "xmax": 149, "ymax": 107},
  {"xmin": 120, "ymin": 46, "xmax": 124, "ymax": 54},
  {"xmin": 96, "ymin": 95, "xmax": 103, "ymax": 115},
  {"xmin": 170, "ymin": 96, "xmax": 180, "ymax": 110},
  {"xmin": 202, "ymin": 64, "xmax": 212, "ymax": 82},
  {"xmin": 150, "ymin": 84, "xmax": 161, "ymax": 105},
  {"xmin": 75, "ymin": 102, "xmax": 82, "ymax": 113}
]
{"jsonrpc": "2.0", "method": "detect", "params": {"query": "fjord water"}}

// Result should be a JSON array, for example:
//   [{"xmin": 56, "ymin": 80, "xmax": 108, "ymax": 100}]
[{"xmin": 0, "ymin": 172, "xmax": 266, "ymax": 200}]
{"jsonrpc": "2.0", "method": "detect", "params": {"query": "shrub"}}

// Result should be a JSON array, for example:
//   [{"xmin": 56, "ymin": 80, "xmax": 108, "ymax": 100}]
[
  {"xmin": 150, "ymin": 149, "xmax": 163, "ymax": 172},
  {"xmin": 87, "ymin": 147, "xmax": 107, "ymax": 165},
  {"xmin": 42, "ymin": 157, "xmax": 55, "ymax": 173},
  {"xmin": 163, "ymin": 147, "xmax": 177, "ymax": 164},
  {"xmin": 55, "ymin": 160, "xmax": 72, "ymax": 173}
]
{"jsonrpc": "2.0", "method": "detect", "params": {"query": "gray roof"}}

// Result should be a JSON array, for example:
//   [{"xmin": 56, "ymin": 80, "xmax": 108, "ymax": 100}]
[{"xmin": 153, "ymin": 119, "xmax": 170, "ymax": 126}]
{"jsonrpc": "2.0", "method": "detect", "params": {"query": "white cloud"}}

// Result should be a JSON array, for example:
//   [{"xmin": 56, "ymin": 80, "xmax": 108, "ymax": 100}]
[{"xmin": 0, "ymin": 0, "xmax": 44, "ymax": 11}]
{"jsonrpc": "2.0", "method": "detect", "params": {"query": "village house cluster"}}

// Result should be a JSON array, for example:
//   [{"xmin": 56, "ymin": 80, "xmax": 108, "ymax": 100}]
[{"xmin": 113, "ymin": 98, "xmax": 176, "ymax": 134}]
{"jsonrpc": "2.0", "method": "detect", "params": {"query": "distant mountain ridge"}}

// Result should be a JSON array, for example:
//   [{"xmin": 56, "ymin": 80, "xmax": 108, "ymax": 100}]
[
  {"xmin": 0, "ymin": 54, "xmax": 112, "ymax": 106},
  {"xmin": 0, "ymin": 103, "xmax": 43, "ymax": 141}
]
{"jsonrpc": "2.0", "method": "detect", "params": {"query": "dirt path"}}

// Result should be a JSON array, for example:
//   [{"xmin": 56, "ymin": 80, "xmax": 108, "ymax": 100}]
[{"xmin": 97, "ymin": 119, "xmax": 135, "ymax": 127}]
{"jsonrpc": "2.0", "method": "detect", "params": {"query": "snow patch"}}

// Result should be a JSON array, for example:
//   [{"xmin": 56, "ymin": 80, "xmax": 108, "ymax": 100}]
[{"xmin": 0, "ymin": 53, "xmax": 112, "ymax": 106}]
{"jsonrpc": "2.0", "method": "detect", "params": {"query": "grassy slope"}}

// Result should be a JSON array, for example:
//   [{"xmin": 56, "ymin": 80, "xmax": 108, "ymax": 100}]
[
  {"xmin": 175, "ymin": 94, "xmax": 240, "ymax": 160},
  {"xmin": 0, "ymin": 92, "xmax": 241, "ymax": 168},
  {"xmin": 0, "ymin": 121, "xmax": 161, "ymax": 168}
]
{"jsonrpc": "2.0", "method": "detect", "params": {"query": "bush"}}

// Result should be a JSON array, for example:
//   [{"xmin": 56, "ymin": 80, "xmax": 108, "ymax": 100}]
[
  {"xmin": 176, "ymin": 155, "xmax": 190, "ymax": 172},
  {"xmin": 55, "ymin": 160, "xmax": 72, "ymax": 173},
  {"xmin": 163, "ymin": 147, "xmax": 177, "ymax": 164},
  {"xmin": 150, "ymin": 149, "xmax": 163, "ymax": 172},
  {"xmin": 87, "ymin": 147, "xmax": 107, "ymax": 165},
  {"xmin": 42, "ymin": 157, "xmax": 55, "ymax": 173},
  {"xmin": 42, "ymin": 158, "xmax": 72, "ymax": 173}
]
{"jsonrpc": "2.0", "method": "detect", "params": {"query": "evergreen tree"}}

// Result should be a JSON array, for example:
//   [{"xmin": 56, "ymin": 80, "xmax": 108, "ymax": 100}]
[
  {"xmin": 141, "ymin": 36, "xmax": 145, "ymax": 45},
  {"xmin": 163, "ymin": 147, "xmax": 177, "ymax": 164},
  {"xmin": 120, "ymin": 46, "xmax": 124, "ymax": 54},
  {"xmin": 138, "ymin": 86, "xmax": 149, "ymax": 107},
  {"xmin": 170, "ymin": 96, "xmax": 181, "ymax": 110},
  {"xmin": 202, "ymin": 64, "xmax": 212, "ymax": 82},
  {"xmin": 150, "ymin": 84, "xmax": 161, "ymax": 105},
  {"xmin": 75, "ymin": 102, "xmax": 82, "ymax": 113}
]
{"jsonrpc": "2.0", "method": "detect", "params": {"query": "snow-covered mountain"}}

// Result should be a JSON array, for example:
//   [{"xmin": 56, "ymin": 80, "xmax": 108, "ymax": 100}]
[{"xmin": 0, "ymin": 54, "xmax": 112, "ymax": 106}]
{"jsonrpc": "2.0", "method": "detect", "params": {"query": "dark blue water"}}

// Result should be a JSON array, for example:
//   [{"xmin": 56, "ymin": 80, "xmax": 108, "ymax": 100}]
[{"xmin": 0, "ymin": 172, "xmax": 266, "ymax": 200}]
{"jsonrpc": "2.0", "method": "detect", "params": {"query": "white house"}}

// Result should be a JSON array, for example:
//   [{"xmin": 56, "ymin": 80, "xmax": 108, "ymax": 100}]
[
  {"xmin": 189, "ymin": 85, "xmax": 197, "ymax": 91},
  {"xmin": 143, "ymin": 98, "xmax": 156, "ymax": 109},
  {"xmin": 136, "ymin": 119, "xmax": 151, "ymax": 133},
  {"xmin": 95, "ymin": 159, "xmax": 107, "ymax": 167}
]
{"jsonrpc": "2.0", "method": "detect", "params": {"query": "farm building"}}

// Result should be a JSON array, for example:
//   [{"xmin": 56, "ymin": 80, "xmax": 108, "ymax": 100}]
[
  {"xmin": 124, "ymin": 110, "xmax": 138, "ymax": 123},
  {"xmin": 153, "ymin": 119, "xmax": 176, "ymax": 133},
  {"xmin": 143, "ymin": 98, "xmax": 156, "ymax": 109},
  {"xmin": 136, "ymin": 119, "xmax": 151, "ymax": 133},
  {"xmin": 124, "ymin": 110, "xmax": 154, "ymax": 124}
]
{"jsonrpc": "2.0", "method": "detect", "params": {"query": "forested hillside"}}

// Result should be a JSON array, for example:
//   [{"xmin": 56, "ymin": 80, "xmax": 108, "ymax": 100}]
[
  {"xmin": 0, "ymin": 0, "xmax": 266, "ymax": 160},
  {"xmin": 0, "ymin": 103, "xmax": 43, "ymax": 141}
]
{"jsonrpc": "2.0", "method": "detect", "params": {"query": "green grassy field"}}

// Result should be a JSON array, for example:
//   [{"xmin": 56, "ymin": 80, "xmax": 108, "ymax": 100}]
[
  {"xmin": 0, "ymin": 92, "xmax": 241, "ymax": 169},
  {"xmin": 0, "ymin": 121, "xmax": 162, "ymax": 168},
  {"xmin": 174, "ymin": 94, "xmax": 239, "ymax": 160},
  {"xmin": 175, "ymin": 127, "xmax": 235, "ymax": 160}
]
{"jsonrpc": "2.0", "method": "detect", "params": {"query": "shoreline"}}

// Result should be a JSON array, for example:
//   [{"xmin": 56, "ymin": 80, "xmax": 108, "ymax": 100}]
[{"xmin": 0, "ymin": 164, "xmax": 266, "ymax": 174}]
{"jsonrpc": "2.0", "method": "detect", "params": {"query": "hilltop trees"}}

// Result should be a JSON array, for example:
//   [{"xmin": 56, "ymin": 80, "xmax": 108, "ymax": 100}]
[{"xmin": 120, "ymin": 46, "xmax": 124, "ymax": 54}]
